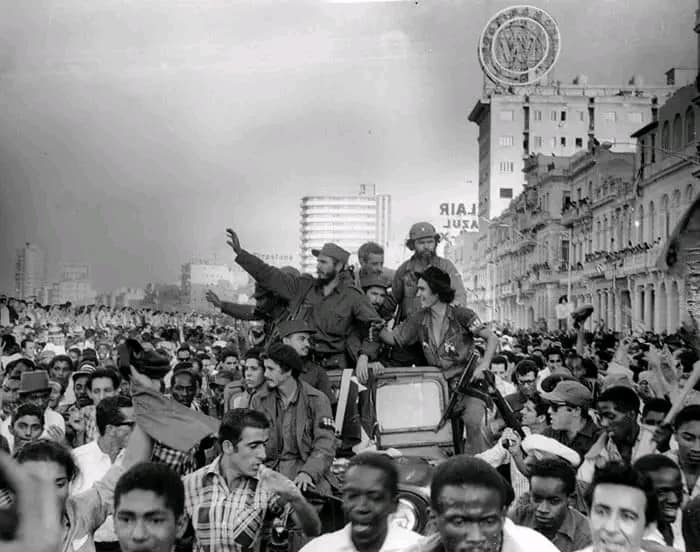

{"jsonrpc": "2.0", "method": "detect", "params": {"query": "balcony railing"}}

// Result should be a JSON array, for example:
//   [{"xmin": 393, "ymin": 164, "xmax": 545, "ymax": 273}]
[{"xmin": 561, "ymin": 202, "xmax": 592, "ymax": 226}]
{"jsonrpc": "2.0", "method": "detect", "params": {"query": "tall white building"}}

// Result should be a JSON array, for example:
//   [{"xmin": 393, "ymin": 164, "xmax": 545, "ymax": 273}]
[
  {"xmin": 15, "ymin": 243, "xmax": 46, "ymax": 300},
  {"xmin": 299, "ymin": 184, "xmax": 391, "ymax": 274},
  {"xmin": 181, "ymin": 262, "xmax": 250, "ymax": 312},
  {"xmin": 468, "ymin": 75, "xmax": 680, "ymax": 219}
]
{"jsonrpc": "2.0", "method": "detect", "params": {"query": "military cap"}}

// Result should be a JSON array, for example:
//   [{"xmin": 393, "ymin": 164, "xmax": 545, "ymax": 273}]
[
  {"xmin": 359, "ymin": 274, "xmax": 391, "ymax": 290},
  {"xmin": 311, "ymin": 243, "xmax": 350, "ymax": 264},
  {"xmin": 278, "ymin": 319, "xmax": 315, "ymax": 338}
]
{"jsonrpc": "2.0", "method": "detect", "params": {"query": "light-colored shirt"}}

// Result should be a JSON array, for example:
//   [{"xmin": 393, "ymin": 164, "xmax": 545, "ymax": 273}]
[
  {"xmin": 408, "ymin": 519, "xmax": 560, "ymax": 552},
  {"xmin": 0, "ymin": 407, "xmax": 67, "ymax": 452},
  {"xmin": 300, "ymin": 523, "xmax": 422, "ymax": 552},
  {"xmin": 72, "ymin": 440, "xmax": 117, "ymax": 543}
]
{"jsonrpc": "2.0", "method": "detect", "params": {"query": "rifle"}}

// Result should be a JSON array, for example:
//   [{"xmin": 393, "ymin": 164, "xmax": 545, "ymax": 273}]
[
  {"xmin": 435, "ymin": 351, "xmax": 480, "ymax": 432},
  {"xmin": 435, "ymin": 352, "xmax": 525, "ymax": 439}
]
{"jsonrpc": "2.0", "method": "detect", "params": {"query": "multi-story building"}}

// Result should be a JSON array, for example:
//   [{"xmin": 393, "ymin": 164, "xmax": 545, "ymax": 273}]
[
  {"xmin": 50, "ymin": 280, "xmax": 97, "ymax": 306},
  {"xmin": 15, "ymin": 243, "xmax": 47, "ymax": 300},
  {"xmin": 468, "ymin": 75, "xmax": 679, "ymax": 220},
  {"xmin": 59, "ymin": 263, "xmax": 90, "ymax": 282},
  {"xmin": 299, "ymin": 184, "xmax": 391, "ymax": 274},
  {"xmin": 451, "ymin": 107, "xmax": 697, "ymax": 333},
  {"xmin": 181, "ymin": 262, "xmax": 250, "ymax": 313}
]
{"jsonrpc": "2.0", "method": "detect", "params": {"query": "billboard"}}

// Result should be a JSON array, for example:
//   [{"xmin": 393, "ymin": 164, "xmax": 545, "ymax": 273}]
[{"xmin": 439, "ymin": 202, "xmax": 479, "ymax": 233}]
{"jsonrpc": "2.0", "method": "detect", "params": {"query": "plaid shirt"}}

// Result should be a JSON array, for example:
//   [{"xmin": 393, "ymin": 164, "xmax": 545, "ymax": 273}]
[
  {"xmin": 151, "ymin": 440, "xmax": 198, "ymax": 476},
  {"xmin": 183, "ymin": 456, "xmax": 283, "ymax": 552}
]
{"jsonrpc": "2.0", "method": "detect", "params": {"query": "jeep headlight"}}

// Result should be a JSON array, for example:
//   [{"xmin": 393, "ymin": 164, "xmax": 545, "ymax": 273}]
[{"xmin": 391, "ymin": 498, "xmax": 419, "ymax": 531}]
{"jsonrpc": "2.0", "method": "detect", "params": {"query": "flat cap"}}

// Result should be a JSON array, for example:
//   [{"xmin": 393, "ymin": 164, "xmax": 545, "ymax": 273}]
[
  {"xmin": 359, "ymin": 274, "xmax": 391, "ymax": 290},
  {"xmin": 277, "ymin": 319, "xmax": 315, "ymax": 338},
  {"xmin": 311, "ymin": 243, "xmax": 350, "ymax": 264},
  {"xmin": 541, "ymin": 380, "xmax": 592, "ymax": 407}
]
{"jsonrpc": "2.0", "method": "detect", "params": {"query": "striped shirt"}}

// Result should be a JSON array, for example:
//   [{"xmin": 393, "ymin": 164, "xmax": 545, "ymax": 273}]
[{"xmin": 183, "ymin": 456, "xmax": 284, "ymax": 552}]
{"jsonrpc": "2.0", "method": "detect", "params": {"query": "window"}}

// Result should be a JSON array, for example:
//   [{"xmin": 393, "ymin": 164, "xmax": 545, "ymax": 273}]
[
  {"xmin": 651, "ymin": 133, "xmax": 657, "ymax": 163},
  {"xmin": 686, "ymin": 107, "xmax": 696, "ymax": 144},
  {"xmin": 534, "ymin": 136, "xmax": 543, "ymax": 148},
  {"xmin": 534, "ymin": 110, "xmax": 542, "ymax": 121},
  {"xmin": 499, "ymin": 161, "xmax": 514, "ymax": 173},
  {"xmin": 672, "ymin": 114, "xmax": 682, "ymax": 150},
  {"xmin": 560, "ymin": 111, "xmax": 567, "ymax": 122},
  {"xmin": 499, "ymin": 187, "xmax": 513, "ymax": 199},
  {"xmin": 499, "ymin": 110, "xmax": 514, "ymax": 121},
  {"xmin": 661, "ymin": 121, "xmax": 670, "ymax": 150},
  {"xmin": 603, "ymin": 111, "xmax": 617, "ymax": 123},
  {"xmin": 628, "ymin": 112, "xmax": 643, "ymax": 124},
  {"xmin": 550, "ymin": 137, "xmax": 557, "ymax": 149},
  {"xmin": 550, "ymin": 111, "xmax": 558, "ymax": 121},
  {"xmin": 499, "ymin": 136, "xmax": 514, "ymax": 147},
  {"xmin": 578, "ymin": 111, "xmax": 585, "ymax": 122},
  {"xmin": 575, "ymin": 137, "xmax": 583, "ymax": 148},
  {"xmin": 560, "ymin": 137, "xmax": 567, "ymax": 147}
]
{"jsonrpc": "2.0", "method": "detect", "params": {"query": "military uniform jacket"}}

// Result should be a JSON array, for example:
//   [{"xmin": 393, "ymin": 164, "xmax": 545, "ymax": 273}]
[
  {"xmin": 250, "ymin": 381, "xmax": 337, "ymax": 487},
  {"xmin": 236, "ymin": 250, "xmax": 382, "ymax": 359},
  {"xmin": 392, "ymin": 255, "xmax": 467, "ymax": 321}
]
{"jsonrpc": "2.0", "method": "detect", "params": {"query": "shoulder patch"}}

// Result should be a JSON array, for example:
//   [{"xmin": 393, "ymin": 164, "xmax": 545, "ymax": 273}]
[{"xmin": 319, "ymin": 417, "xmax": 336, "ymax": 431}]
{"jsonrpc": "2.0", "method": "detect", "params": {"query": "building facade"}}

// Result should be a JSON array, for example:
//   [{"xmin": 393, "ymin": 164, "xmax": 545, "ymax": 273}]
[
  {"xmin": 14, "ymin": 243, "xmax": 47, "ymax": 300},
  {"xmin": 299, "ymin": 184, "xmax": 391, "ymax": 274},
  {"xmin": 181, "ymin": 262, "xmax": 250, "ymax": 313},
  {"xmin": 468, "ymin": 76, "xmax": 679, "ymax": 220},
  {"xmin": 449, "ymin": 82, "xmax": 699, "ymax": 333}
]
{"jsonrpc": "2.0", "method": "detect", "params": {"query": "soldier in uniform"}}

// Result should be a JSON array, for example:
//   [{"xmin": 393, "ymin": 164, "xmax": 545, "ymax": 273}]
[
  {"xmin": 225, "ymin": 229, "xmax": 382, "ymax": 376},
  {"xmin": 374, "ymin": 266, "xmax": 498, "ymax": 454},
  {"xmin": 205, "ymin": 265, "xmax": 300, "ymax": 346},
  {"xmin": 392, "ymin": 222, "xmax": 467, "ymax": 322},
  {"xmin": 250, "ymin": 343, "xmax": 337, "ymax": 496},
  {"xmin": 278, "ymin": 319, "xmax": 334, "ymax": 403}
]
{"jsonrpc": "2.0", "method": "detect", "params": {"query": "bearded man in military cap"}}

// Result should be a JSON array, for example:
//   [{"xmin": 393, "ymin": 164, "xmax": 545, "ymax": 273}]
[{"xmin": 225, "ymin": 229, "xmax": 383, "ymax": 374}]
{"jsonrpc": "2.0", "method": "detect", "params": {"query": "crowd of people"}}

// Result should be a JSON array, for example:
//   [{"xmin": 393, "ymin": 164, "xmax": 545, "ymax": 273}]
[{"xmin": 1, "ymin": 220, "xmax": 700, "ymax": 552}]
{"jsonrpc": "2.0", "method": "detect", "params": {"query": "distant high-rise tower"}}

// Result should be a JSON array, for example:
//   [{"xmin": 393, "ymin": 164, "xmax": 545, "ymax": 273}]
[
  {"xmin": 300, "ymin": 185, "xmax": 391, "ymax": 274},
  {"xmin": 15, "ymin": 243, "xmax": 46, "ymax": 300}
]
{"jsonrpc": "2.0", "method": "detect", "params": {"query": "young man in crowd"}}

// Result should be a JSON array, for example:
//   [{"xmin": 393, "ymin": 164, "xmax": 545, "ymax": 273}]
[
  {"xmin": 490, "ymin": 355, "xmax": 516, "ymax": 396},
  {"xmin": 578, "ymin": 386, "xmax": 656, "ymax": 484},
  {"xmin": 82, "ymin": 368, "xmax": 120, "ymax": 441},
  {"xmin": 541, "ymin": 380, "xmax": 600, "ymax": 459},
  {"xmin": 169, "ymin": 363, "xmax": 200, "ymax": 411},
  {"xmin": 113, "ymin": 463, "xmax": 188, "ymax": 552},
  {"xmin": 300, "ymin": 452, "xmax": 422, "ymax": 552},
  {"xmin": 72, "ymin": 395, "xmax": 135, "ymax": 552},
  {"xmin": 226, "ymin": 347, "xmax": 266, "ymax": 410},
  {"xmin": 8, "ymin": 403, "xmax": 44, "ymax": 452},
  {"xmin": 182, "ymin": 408, "xmax": 321, "ymax": 551},
  {"xmin": 641, "ymin": 398, "xmax": 672, "ymax": 428},
  {"xmin": 505, "ymin": 359, "xmax": 539, "ymax": 412},
  {"xmin": 510, "ymin": 458, "xmax": 591, "ymax": 552},
  {"xmin": 409, "ymin": 456, "xmax": 560, "ymax": 552},
  {"xmin": 250, "ymin": 343, "xmax": 336, "ymax": 496},
  {"xmin": 634, "ymin": 454, "xmax": 685, "ymax": 549},
  {"xmin": 665, "ymin": 404, "xmax": 700, "ymax": 500},
  {"xmin": 279, "ymin": 319, "xmax": 334, "ymax": 403},
  {"xmin": 581, "ymin": 462, "xmax": 661, "ymax": 552}
]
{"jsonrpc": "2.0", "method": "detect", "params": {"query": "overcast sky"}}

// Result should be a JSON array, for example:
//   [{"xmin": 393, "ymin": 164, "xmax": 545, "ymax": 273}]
[{"xmin": 0, "ymin": 0, "xmax": 696, "ymax": 293}]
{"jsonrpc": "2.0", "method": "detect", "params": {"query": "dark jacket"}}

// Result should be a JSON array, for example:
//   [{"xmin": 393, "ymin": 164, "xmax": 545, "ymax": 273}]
[{"xmin": 250, "ymin": 380, "xmax": 337, "ymax": 493}]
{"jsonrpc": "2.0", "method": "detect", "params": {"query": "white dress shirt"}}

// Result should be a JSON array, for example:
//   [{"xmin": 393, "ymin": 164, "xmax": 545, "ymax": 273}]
[
  {"xmin": 300, "ymin": 522, "xmax": 422, "ymax": 552},
  {"xmin": 72, "ymin": 439, "xmax": 118, "ymax": 543}
]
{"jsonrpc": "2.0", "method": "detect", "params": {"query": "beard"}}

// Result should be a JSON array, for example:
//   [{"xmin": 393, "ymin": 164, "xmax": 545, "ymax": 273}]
[
  {"xmin": 317, "ymin": 267, "xmax": 338, "ymax": 284},
  {"xmin": 415, "ymin": 248, "xmax": 436, "ymax": 262}
]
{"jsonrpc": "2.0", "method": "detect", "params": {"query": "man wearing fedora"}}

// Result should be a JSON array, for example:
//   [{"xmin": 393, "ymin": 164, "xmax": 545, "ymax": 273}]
[
  {"xmin": 0, "ymin": 370, "xmax": 65, "ymax": 452},
  {"xmin": 226, "ymin": 229, "xmax": 383, "ymax": 373}
]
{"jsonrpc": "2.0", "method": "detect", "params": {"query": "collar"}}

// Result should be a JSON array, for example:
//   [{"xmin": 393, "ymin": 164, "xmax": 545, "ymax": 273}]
[
  {"xmin": 578, "ymin": 418, "xmax": 599, "ymax": 438},
  {"xmin": 556, "ymin": 508, "xmax": 579, "ymax": 541}
]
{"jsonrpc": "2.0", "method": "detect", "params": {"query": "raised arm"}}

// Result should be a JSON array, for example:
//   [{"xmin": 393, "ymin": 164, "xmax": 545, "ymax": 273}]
[{"xmin": 226, "ymin": 229, "xmax": 300, "ymax": 301}]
